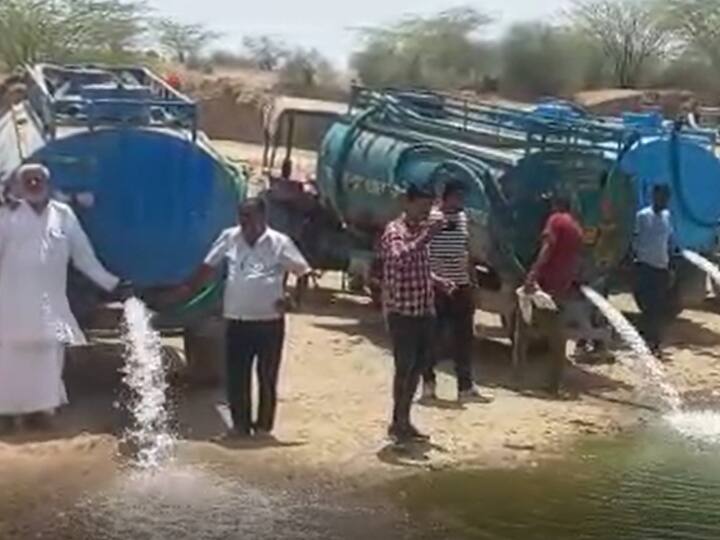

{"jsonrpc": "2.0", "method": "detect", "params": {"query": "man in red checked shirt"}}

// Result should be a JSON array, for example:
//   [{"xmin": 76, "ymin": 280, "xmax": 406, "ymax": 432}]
[
  {"xmin": 521, "ymin": 194, "xmax": 584, "ymax": 395},
  {"xmin": 379, "ymin": 184, "xmax": 451, "ymax": 443}
]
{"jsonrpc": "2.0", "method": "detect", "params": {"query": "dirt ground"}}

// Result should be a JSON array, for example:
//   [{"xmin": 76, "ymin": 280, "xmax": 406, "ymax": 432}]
[{"xmin": 1, "ymin": 275, "xmax": 720, "ymax": 489}]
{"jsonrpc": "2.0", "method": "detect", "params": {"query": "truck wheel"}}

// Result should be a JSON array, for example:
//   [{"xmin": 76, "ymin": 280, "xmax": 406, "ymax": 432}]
[{"xmin": 183, "ymin": 318, "xmax": 226, "ymax": 387}]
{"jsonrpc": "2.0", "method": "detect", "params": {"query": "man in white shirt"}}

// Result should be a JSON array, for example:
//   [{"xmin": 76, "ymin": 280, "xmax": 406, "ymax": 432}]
[
  {"xmin": 0, "ymin": 164, "xmax": 124, "ymax": 431},
  {"xmin": 633, "ymin": 184, "xmax": 674, "ymax": 355},
  {"xmin": 177, "ymin": 198, "xmax": 310, "ymax": 438}
]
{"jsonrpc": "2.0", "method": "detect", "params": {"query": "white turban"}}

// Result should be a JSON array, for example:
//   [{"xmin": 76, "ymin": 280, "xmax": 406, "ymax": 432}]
[
  {"xmin": 12, "ymin": 163, "xmax": 51, "ymax": 203},
  {"xmin": 15, "ymin": 163, "xmax": 50, "ymax": 184}
]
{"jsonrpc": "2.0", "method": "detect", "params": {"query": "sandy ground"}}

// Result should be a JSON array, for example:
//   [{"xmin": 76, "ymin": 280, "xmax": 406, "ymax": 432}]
[
  {"xmin": 1, "ymin": 275, "xmax": 719, "ymax": 485},
  {"xmin": 212, "ymin": 139, "xmax": 319, "ymax": 183}
]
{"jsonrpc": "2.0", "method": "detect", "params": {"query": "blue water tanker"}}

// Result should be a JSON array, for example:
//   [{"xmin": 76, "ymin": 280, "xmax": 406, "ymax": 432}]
[
  {"xmin": 315, "ymin": 90, "xmax": 636, "ymax": 293},
  {"xmin": 0, "ymin": 64, "xmax": 249, "ymax": 384},
  {"xmin": 0, "ymin": 64, "xmax": 246, "ymax": 331},
  {"xmin": 388, "ymin": 91, "xmax": 720, "ymax": 257},
  {"xmin": 529, "ymin": 104, "xmax": 720, "ymax": 254}
]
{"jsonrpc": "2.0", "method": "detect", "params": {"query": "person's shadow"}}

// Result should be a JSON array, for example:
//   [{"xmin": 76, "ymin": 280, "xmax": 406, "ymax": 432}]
[
  {"xmin": 210, "ymin": 434, "xmax": 306, "ymax": 451},
  {"xmin": 376, "ymin": 440, "xmax": 447, "ymax": 468}
]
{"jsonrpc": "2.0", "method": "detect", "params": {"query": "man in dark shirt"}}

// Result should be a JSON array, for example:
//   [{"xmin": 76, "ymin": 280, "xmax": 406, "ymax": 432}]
[{"xmin": 516, "ymin": 194, "xmax": 584, "ymax": 395}]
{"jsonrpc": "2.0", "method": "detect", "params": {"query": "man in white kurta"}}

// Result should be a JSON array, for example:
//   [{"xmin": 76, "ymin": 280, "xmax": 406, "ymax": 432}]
[{"xmin": 0, "ymin": 164, "xmax": 119, "ymax": 421}]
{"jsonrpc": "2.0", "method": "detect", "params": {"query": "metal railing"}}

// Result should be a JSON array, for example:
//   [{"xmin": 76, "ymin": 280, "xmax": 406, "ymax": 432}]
[
  {"xmin": 24, "ymin": 64, "xmax": 199, "ymax": 141},
  {"xmin": 349, "ymin": 86, "xmax": 718, "ymax": 155}
]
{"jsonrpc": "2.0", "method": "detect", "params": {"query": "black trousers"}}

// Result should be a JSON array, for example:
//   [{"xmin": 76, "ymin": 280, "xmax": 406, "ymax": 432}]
[
  {"xmin": 423, "ymin": 286, "xmax": 475, "ymax": 392},
  {"xmin": 225, "ymin": 319, "xmax": 285, "ymax": 434},
  {"xmin": 633, "ymin": 262, "xmax": 670, "ymax": 350},
  {"xmin": 387, "ymin": 313, "xmax": 435, "ymax": 428}
]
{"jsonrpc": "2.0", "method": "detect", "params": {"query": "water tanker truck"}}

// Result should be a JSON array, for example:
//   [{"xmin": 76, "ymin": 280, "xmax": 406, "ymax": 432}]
[
  {"xmin": 0, "ymin": 64, "xmax": 247, "ymax": 379},
  {"xmin": 345, "ymin": 88, "xmax": 720, "ymax": 311},
  {"xmin": 263, "ymin": 89, "xmax": 637, "ymax": 335}
]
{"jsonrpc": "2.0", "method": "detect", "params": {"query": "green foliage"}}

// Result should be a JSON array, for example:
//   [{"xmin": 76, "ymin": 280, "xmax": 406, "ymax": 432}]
[
  {"xmin": 659, "ymin": 0, "xmax": 720, "ymax": 73},
  {"xmin": 242, "ymin": 35, "xmax": 289, "ymax": 71},
  {"xmin": 500, "ymin": 23, "xmax": 602, "ymax": 98},
  {"xmin": 278, "ymin": 48, "xmax": 337, "ymax": 90},
  {"xmin": 0, "ymin": 0, "xmax": 148, "ymax": 69},
  {"xmin": 350, "ymin": 6, "xmax": 495, "ymax": 89},
  {"xmin": 155, "ymin": 18, "xmax": 220, "ymax": 64}
]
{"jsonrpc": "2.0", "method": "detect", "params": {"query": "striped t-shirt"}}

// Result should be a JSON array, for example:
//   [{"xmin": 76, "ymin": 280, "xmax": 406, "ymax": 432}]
[{"xmin": 429, "ymin": 209, "xmax": 471, "ymax": 286}]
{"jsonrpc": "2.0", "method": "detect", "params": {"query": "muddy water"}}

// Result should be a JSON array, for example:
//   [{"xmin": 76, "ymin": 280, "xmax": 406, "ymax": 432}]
[
  {"xmin": 392, "ymin": 419, "xmax": 720, "ymax": 540},
  {"xmin": 0, "ymin": 446, "xmax": 419, "ymax": 540},
  {"xmin": 4, "ymin": 419, "xmax": 720, "ymax": 539}
]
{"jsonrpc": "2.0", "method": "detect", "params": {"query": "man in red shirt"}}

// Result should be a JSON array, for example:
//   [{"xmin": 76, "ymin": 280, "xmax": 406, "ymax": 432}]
[
  {"xmin": 379, "ymin": 184, "xmax": 448, "ymax": 443},
  {"xmin": 518, "ymin": 194, "xmax": 584, "ymax": 395}
]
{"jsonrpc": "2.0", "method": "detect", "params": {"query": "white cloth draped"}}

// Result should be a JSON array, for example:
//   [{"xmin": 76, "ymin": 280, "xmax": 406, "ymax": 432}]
[{"xmin": 0, "ymin": 200, "xmax": 118, "ymax": 414}]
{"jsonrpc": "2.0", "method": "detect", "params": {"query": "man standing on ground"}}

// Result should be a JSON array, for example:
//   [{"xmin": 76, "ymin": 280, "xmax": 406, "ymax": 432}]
[
  {"xmin": 379, "ymin": 184, "xmax": 449, "ymax": 443},
  {"xmin": 633, "ymin": 184, "xmax": 674, "ymax": 356},
  {"xmin": 0, "ymin": 164, "xmax": 125, "ymax": 431},
  {"xmin": 176, "ymin": 198, "xmax": 310, "ymax": 438},
  {"xmin": 520, "ymin": 194, "xmax": 584, "ymax": 395},
  {"xmin": 422, "ymin": 182, "xmax": 491, "ymax": 403}
]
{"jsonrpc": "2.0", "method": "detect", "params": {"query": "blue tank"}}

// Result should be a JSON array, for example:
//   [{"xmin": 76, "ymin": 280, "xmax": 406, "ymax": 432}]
[
  {"xmin": 317, "ymin": 119, "xmax": 635, "ymax": 283},
  {"xmin": 0, "ymin": 64, "xmax": 246, "ymax": 289},
  {"xmin": 530, "ymin": 104, "xmax": 720, "ymax": 253},
  {"xmin": 620, "ymin": 133, "xmax": 720, "ymax": 252}
]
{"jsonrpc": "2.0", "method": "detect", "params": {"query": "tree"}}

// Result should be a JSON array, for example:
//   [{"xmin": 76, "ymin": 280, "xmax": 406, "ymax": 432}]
[
  {"xmin": 278, "ymin": 48, "xmax": 336, "ymax": 89},
  {"xmin": 0, "ymin": 1, "xmax": 55, "ymax": 68},
  {"xmin": 242, "ymin": 35, "xmax": 288, "ymax": 71},
  {"xmin": 500, "ymin": 23, "xmax": 597, "ymax": 98},
  {"xmin": 156, "ymin": 18, "xmax": 220, "ymax": 64},
  {"xmin": 568, "ymin": 0, "xmax": 672, "ymax": 88},
  {"xmin": 660, "ymin": 0, "xmax": 720, "ymax": 72},
  {"xmin": 351, "ymin": 6, "xmax": 495, "ymax": 88},
  {"xmin": 0, "ymin": 0, "xmax": 148, "ymax": 69}
]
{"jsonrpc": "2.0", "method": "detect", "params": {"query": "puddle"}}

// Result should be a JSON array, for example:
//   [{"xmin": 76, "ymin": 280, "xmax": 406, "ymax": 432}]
[{"xmin": 391, "ymin": 418, "xmax": 720, "ymax": 539}]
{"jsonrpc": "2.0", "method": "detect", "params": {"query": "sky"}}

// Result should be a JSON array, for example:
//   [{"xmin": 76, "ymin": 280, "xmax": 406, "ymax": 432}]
[{"xmin": 148, "ymin": 0, "xmax": 570, "ymax": 67}]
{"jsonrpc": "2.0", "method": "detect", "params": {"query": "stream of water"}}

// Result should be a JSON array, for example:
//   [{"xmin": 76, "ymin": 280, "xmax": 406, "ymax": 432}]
[
  {"xmin": 580, "ymin": 286, "xmax": 682, "ymax": 411},
  {"xmin": 120, "ymin": 298, "xmax": 175, "ymax": 470},
  {"xmin": 682, "ymin": 250, "xmax": 720, "ymax": 290}
]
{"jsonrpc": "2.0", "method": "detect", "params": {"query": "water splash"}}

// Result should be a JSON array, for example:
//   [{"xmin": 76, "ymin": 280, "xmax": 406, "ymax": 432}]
[
  {"xmin": 665, "ymin": 410, "xmax": 720, "ymax": 445},
  {"xmin": 121, "ymin": 298, "xmax": 175, "ymax": 469},
  {"xmin": 682, "ymin": 250, "xmax": 720, "ymax": 289},
  {"xmin": 74, "ymin": 466, "xmax": 282, "ymax": 539},
  {"xmin": 580, "ymin": 286, "xmax": 682, "ymax": 411}
]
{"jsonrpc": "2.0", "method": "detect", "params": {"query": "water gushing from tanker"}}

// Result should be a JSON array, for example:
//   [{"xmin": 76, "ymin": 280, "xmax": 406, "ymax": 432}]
[
  {"xmin": 660, "ymin": 250, "xmax": 720, "ymax": 444},
  {"xmin": 580, "ymin": 286, "xmax": 682, "ymax": 411},
  {"xmin": 120, "ymin": 298, "xmax": 175, "ymax": 469},
  {"xmin": 682, "ymin": 250, "xmax": 720, "ymax": 291}
]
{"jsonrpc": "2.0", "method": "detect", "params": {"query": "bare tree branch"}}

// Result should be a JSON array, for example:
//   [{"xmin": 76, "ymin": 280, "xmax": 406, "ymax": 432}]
[{"xmin": 568, "ymin": 0, "xmax": 671, "ymax": 87}]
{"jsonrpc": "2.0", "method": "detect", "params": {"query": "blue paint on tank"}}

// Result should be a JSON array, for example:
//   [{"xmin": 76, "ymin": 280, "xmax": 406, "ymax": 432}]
[
  {"xmin": 31, "ymin": 128, "xmax": 241, "ymax": 287},
  {"xmin": 620, "ymin": 136, "xmax": 720, "ymax": 252},
  {"xmin": 0, "ymin": 64, "xmax": 246, "ymax": 290}
]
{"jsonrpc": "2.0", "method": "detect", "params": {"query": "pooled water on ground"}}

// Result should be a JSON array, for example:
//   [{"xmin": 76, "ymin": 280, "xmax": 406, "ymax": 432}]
[
  {"xmin": 580, "ymin": 286, "xmax": 682, "ymax": 410},
  {"xmin": 120, "ymin": 298, "xmax": 175, "ymax": 469},
  {"xmin": 393, "ymin": 423, "xmax": 720, "ymax": 540}
]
